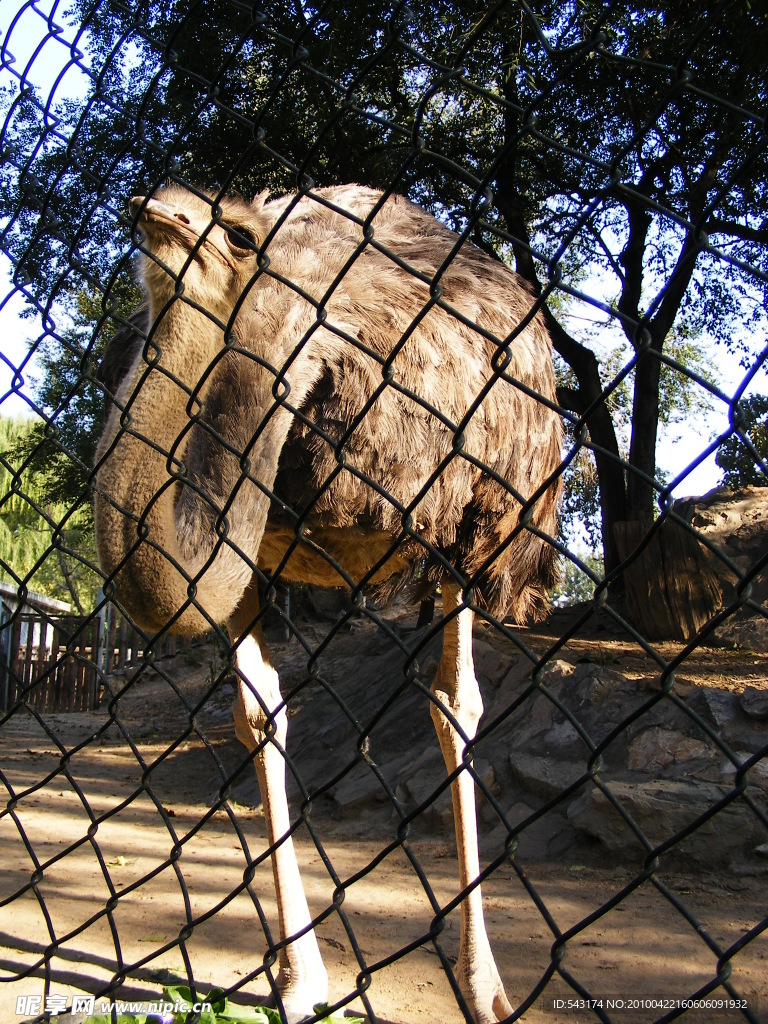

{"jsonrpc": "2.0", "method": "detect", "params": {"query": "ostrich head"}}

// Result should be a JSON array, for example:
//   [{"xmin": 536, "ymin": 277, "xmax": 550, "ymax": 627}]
[{"xmin": 131, "ymin": 187, "xmax": 264, "ymax": 324}]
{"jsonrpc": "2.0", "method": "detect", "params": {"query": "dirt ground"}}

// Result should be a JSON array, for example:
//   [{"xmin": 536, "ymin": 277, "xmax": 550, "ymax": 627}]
[{"xmin": 1, "ymin": 606, "xmax": 766, "ymax": 1024}]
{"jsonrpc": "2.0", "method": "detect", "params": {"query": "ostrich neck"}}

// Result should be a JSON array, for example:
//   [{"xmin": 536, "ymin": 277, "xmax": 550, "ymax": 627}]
[{"xmin": 95, "ymin": 299, "xmax": 284, "ymax": 634}]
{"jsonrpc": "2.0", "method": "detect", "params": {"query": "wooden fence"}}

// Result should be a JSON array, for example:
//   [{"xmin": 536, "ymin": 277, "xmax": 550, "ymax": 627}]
[
  {"xmin": 0, "ymin": 613, "xmax": 101, "ymax": 712},
  {"xmin": 100, "ymin": 604, "xmax": 193, "ymax": 675},
  {"xmin": 0, "ymin": 606, "xmax": 195, "ymax": 713}
]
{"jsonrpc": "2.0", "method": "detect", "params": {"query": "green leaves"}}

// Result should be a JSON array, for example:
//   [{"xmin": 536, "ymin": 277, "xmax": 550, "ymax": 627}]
[
  {"xmin": 0, "ymin": 415, "xmax": 98, "ymax": 610},
  {"xmin": 77, "ymin": 986, "xmax": 365, "ymax": 1024},
  {"xmin": 716, "ymin": 394, "xmax": 768, "ymax": 488},
  {"xmin": 172, "ymin": 986, "xmax": 275, "ymax": 1023},
  {"xmin": 82, "ymin": 1016, "xmax": 149, "ymax": 1024}
]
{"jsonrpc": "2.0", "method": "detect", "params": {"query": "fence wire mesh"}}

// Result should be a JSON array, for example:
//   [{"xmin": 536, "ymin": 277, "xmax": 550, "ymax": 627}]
[{"xmin": 0, "ymin": 2, "xmax": 767, "ymax": 1023}]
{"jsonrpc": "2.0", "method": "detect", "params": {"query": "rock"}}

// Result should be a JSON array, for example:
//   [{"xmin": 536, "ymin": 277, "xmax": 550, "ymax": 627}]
[
  {"xmin": 686, "ymin": 687, "xmax": 741, "ymax": 728},
  {"xmin": 411, "ymin": 784, "xmax": 454, "ymax": 831},
  {"xmin": 675, "ymin": 486, "xmax": 768, "ymax": 606},
  {"xmin": 473, "ymin": 638, "xmax": 515, "ymax": 689},
  {"xmin": 229, "ymin": 773, "xmax": 262, "ymax": 810},
  {"xmin": 286, "ymin": 755, "xmax": 341, "ymax": 803},
  {"xmin": 508, "ymin": 752, "xmax": 589, "ymax": 801},
  {"xmin": 536, "ymin": 659, "xmax": 576, "ymax": 688},
  {"xmin": 570, "ymin": 663, "xmax": 628, "ymax": 704},
  {"xmin": 684, "ymin": 688, "xmax": 768, "ymax": 753},
  {"xmin": 391, "ymin": 747, "xmax": 453, "ymax": 829},
  {"xmin": 724, "ymin": 720, "xmax": 768, "ymax": 755},
  {"xmin": 482, "ymin": 800, "xmax": 536, "ymax": 853},
  {"xmin": 475, "ymin": 760, "xmax": 503, "ymax": 824},
  {"xmin": 397, "ymin": 752, "xmax": 498, "ymax": 832},
  {"xmin": 474, "ymin": 758, "xmax": 500, "ymax": 801},
  {"xmin": 486, "ymin": 660, "xmax": 582, "ymax": 748},
  {"xmin": 493, "ymin": 693, "xmax": 554, "ymax": 749},
  {"xmin": 715, "ymin": 616, "xmax": 768, "ymax": 653},
  {"xmin": 333, "ymin": 763, "xmax": 386, "ymax": 811},
  {"xmin": 334, "ymin": 749, "xmax": 423, "ymax": 812},
  {"xmin": 720, "ymin": 753, "xmax": 768, "ymax": 797},
  {"xmin": 549, "ymin": 666, "xmax": 647, "ymax": 758},
  {"xmin": 497, "ymin": 655, "xmax": 536, "ymax": 692},
  {"xmin": 740, "ymin": 685, "xmax": 768, "ymax": 720},
  {"xmin": 627, "ymin": 728, "xmax": 713, "ymax": 772},
  {"xmin": 741, "ymin": 688, "xmax": 768, "ymax": 720},
  {"xmin": 226, "ymin": 600, "xmax": 768, "ymax": 868},
  {"xmin": 547, "ymin": 720, "xmax": 581, "ymax": 750},
  {"xmin": 420, "ymin": 654, "xmax": 439, "ymax": 679},
  {"xmin": 483, "ymin": 802, "xmax": 578, "ymax": 860},
  {"xmin": 645, "ymin": 674, "xmax": 697, "ymax": 698},
  {"xmin": 568, "ymin": 779, "xmax": 768, "ymax": 865}
]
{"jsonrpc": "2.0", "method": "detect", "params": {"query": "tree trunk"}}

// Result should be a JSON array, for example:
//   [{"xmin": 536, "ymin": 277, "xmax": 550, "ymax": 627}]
[
  {"xmin": 545, "ymin": 311, "xmax": 628, "ymax": 580},
  {"xmin": 614, "ymin": 519, "xmax": 723, "ymax": 640},
  {"xmin": 626, "ymin": 343, "xmax": 663, "ymax": 523},
  {"xmin": 495, "ymin": 50, "xmax": 628, "ymax": 582}
]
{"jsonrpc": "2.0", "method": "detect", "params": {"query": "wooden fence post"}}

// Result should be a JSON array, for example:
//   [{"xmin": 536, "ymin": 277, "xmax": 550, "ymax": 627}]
[
  {"xmin": 95, "ymin": 588, "xmax": 106, "ymax": 674},
  {"xmin": 0, "ymin": 603, "xmax": 11, "ymax": 710}
]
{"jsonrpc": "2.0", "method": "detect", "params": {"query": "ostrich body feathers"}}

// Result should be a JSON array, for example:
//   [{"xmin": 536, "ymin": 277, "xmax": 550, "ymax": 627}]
[{"xmin": 97, "ymin": 185, "xmax": 561, "ymax": 629}]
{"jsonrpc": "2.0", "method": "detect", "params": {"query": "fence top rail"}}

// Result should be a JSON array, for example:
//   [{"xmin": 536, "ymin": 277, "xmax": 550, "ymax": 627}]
[{"xmin": 0, "ymin": 582, "xmax": 73, "ymax": 617}]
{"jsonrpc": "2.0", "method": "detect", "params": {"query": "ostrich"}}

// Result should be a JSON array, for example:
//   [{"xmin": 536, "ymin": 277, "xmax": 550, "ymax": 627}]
[{"xmin": 94, "ymin": 183, "xmax": 562, "ymax": 1024}]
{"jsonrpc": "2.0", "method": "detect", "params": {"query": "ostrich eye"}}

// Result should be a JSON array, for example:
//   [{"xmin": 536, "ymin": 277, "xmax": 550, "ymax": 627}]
[{"xmin": 224, "ymin": 225, "xmax": 257, "ymax": 255}]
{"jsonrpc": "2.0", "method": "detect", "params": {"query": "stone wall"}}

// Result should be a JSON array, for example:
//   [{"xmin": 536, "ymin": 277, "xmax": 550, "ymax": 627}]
[{"xmin": 231, "ymin": 624, "xmax": 768, "ymax": 870}]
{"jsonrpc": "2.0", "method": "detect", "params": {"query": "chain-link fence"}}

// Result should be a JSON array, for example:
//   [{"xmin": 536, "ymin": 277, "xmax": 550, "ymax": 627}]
[{"xmin": 1, "ymin": 2, "xmax": 767, "ymax": 1023}]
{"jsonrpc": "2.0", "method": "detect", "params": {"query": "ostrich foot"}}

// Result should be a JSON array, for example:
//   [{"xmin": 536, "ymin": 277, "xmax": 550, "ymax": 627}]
[
  {"xmin": 458, "ymin": 944, "xmax": 514, "ymax": 1024},
  {"xmin": 265, "ymin": 959, "xmax": 329, "ymax": 1024}
]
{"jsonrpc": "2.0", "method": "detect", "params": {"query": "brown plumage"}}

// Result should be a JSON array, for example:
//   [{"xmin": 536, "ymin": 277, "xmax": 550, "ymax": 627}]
[{"xmin": 94, "ymin": 184, "xmax": 562, "ymax": 1024}]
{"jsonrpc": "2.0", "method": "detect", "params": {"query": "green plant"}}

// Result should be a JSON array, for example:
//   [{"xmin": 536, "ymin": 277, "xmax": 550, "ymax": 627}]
[{"xmin": 76, "ymin": 984, "xmax": 364, "ymax": 1024}]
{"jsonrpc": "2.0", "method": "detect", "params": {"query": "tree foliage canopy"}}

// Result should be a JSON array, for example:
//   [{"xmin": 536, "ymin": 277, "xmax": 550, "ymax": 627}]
[
  {"xmin": 0, "ymin": 416, "xmax": 97, "ymax": 611},
  {"xmin": 716, "ymin": 394, "xmax": 768, "ymax": 488}
]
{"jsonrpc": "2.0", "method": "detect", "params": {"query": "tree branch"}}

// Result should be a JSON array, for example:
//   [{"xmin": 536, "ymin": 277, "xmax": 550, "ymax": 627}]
[
  {"xmin": 706, "ymin": 217, "xmax": 768, "ymax": 245},
  {"xmin": 617, "ymin": 166, "xmax": 655, "ymax": 341},
  {"xmin": 587, "ymin": 221, "xmax": 626, "ymax": 284},
  {"xmin": 649, "ymin": 234, "xmax": 700, "ymax": 345},
  {"xmin": 557, "ymin": 385, "xmax": 585, "ymax": 414}
]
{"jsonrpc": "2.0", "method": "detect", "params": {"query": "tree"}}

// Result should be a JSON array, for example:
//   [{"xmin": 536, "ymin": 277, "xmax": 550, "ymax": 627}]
[
  {"xmin": 552, "ymin": 550, "xmax": 604, "ymax": 608},
  {"xmin": 558, "ymin": 326, "xmax": 717, "ymax": 548},
  {"xmin": 9, "ymin": 280, "xmax": 143, "ymax": 513},
  {"xmin": 1, "ymin": 0, "xmax": 766, "ymax": 594},
  {"xmin": 716, "ymin": 394, "xmax": 768, "ymax": 487},
  {"xmin": 486, "ymin": 1, "xmax": 767, "ymax": 568},
  {"xmin": 0, "ymin": 417, "xmax": 98, "ymax": 612}
]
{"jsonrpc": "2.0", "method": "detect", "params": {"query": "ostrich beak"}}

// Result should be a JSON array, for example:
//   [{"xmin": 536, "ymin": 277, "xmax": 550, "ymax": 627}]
[
  {"xmin": 130, "ymin": 196, "xmax": 232, "ymax": 268},
  {"xmin": 131, "ymin": 196, "xmax": 197, "ymax": 240}
]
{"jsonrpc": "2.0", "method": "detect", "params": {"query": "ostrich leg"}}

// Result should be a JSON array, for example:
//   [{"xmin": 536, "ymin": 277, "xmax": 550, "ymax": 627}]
[
  {"xmin": 229, "ymin": 583, "xmax": 328, "ymax": 1022},
  {"xmin": 430, "ymin": 582, "xmax": 513, "ymax": 1024}
]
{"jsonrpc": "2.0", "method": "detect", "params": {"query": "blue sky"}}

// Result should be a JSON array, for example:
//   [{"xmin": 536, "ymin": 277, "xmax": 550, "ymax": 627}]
[{"xmin": 1, "ymin": 0, "xmax": 92, "ymax": 417}]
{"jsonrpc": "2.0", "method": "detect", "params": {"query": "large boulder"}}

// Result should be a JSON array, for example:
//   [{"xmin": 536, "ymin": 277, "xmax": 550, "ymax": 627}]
[
  {"xmin": 674, "ymin": 485, "xmax": 768, "ymax": 608},
  {"xmin": 568, "ymin": 778, "xmax": 768, "ymax": 866}
]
